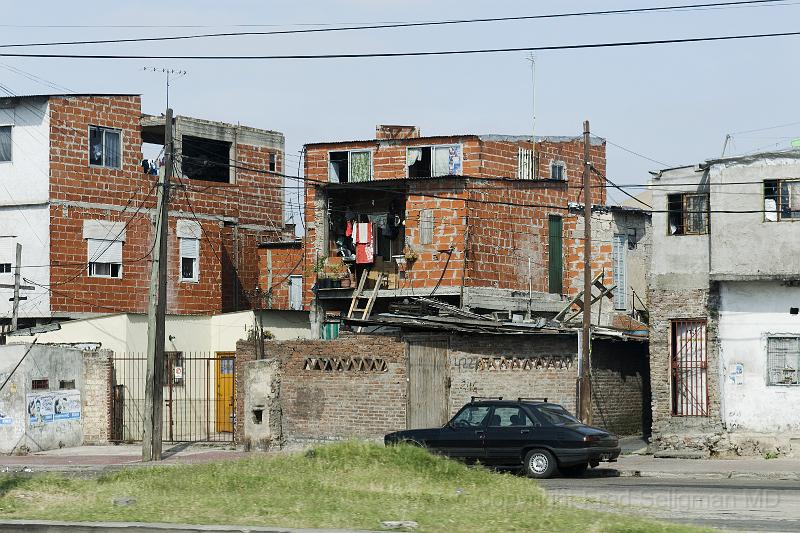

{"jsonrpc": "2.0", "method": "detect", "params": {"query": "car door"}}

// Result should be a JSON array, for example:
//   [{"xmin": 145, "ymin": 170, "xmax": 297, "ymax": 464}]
[
  {"xmin": 483, "ymin": 406, "xmax": 540, "ymax": 464},
  {"xmin": 435, "ymin": 404, "xmax": 490, "ymax": 460}
]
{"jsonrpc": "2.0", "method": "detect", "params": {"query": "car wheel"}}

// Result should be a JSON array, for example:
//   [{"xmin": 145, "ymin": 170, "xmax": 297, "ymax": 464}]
[
  {"xmin": 523, "ymin": 449, "xmax": 557, "ymax": 479},
  {"xmin": 560, "ymin": 463, "xmax": 588, "ymax": 477}
]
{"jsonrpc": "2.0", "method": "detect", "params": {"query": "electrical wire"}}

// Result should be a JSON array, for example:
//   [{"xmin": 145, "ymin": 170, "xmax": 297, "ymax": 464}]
[
  {"xmin": 1, "ymin": 1, "xmax": 791, "ymax": 49},
  {"xmin": 3, "ymin": 29, "xmax": 800, "ymax": 60}
]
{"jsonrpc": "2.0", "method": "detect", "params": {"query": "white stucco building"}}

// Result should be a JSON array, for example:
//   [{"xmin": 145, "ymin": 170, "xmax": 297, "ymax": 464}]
[{"xmin": 649, "ymin": 150, "xmax": 800, "ymax": 455}]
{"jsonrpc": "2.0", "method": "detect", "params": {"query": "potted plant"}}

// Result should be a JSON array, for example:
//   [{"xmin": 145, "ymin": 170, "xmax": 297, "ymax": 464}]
[
  {"xmin": 328, "ymin": 262, "xmax": 342, "ymax": 289},
  {"xmin": 403, "ymin": 246, "xmax": 418, "ymax": 263},
  {"xmin": 340, "ymin": 264, "xmax": 353, "ymax": 288}
]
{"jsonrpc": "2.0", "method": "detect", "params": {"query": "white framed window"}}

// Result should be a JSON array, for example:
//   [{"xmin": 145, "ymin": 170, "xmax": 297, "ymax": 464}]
[
  {"xmin": 612, "ymin": 234, "xmax": 627, "ymax": 310},
  {"xmin": 550, "ymin": 160, "xmax": 566, "ymax": 181},
  {"xmin": 180, "ymin": 237, "xmax": 199, "ymax": 282},
  {"xmin": 0, "ymin": 126, "xmax": 12, "ymax": 163},
  {"xmin": 87, "ymin": 238, "xmax": 122, "ymax": 278},
  {"xmin": 89, "ymin": 125, "xmax": 122, "ymax": 169},
  {"xmin": 328, "ymin": 150, "xmax": 372, "ymax": 183},
  {"xmin": 767, "ymin": 336, "xmax": 800, "ymax": 386},
  {"xmin": 407, "ymin": 145, "xmax": 462, "ymax": 178}
]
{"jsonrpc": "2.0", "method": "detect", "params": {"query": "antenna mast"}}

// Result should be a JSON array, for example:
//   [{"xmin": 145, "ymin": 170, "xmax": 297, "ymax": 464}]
[
  {"xmin": 143, "ymin": 67, "xmax": 187, "ymax": 110},
  {"xmin": 527, "ymin": 53, "xmax": 537, "ymax": 178}
]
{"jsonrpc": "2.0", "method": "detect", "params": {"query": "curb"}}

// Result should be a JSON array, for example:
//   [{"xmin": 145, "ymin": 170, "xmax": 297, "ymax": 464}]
[
  {"xmin": 615, "ymin": 469, "xmax": 800, "ymax": 480},
  {"xmin": 0, "ymin": 520, "xmax": 373, "ymax": 533}
]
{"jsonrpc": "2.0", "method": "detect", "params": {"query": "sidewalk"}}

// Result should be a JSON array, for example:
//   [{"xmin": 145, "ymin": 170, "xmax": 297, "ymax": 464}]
[
  {"xmin": 0, "ymin": 444, "xmax": 249, "ymax": 475},
  {"xmin": 605, "ymin": 453, "xmax": 800, "ymax": 480}
]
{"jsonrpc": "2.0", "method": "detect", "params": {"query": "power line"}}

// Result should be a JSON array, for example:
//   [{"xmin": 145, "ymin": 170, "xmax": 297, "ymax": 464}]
[
  {"xmin": 1, "ymin": 1, "xmax": 791, "ymax": 49},
  {"xmin": 3, "ymin": 29, "xmax": 800, "ymax": 60},
  {"xmin": 591, "ymin": 166, "xmax": 653, "ymax": 209}
]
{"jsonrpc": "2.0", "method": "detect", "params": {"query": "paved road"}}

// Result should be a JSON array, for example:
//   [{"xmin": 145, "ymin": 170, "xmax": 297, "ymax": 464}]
[{"xmin": 538, "ymin": 476, "xmax": 800, "ymax": 531}]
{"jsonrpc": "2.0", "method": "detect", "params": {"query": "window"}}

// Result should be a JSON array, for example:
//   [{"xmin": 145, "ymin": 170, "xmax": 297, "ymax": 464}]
[
  {"xmin": 288, "ymin": 275, "xmax": 303, "ymax": 310},
  {"xmin": 179, "ymin": 237, "xmax": 199, "ymax": 282},
  {"xmin": 767, "ymin": 336, "xmax": 800, "ymax": 386},
  {"xmin": 489, "ymin": 407, "xmax": 536, "ymax": 427},
  {"xmin": 671, "ymin": 319, "xmax": 708, "ymax": 416},
  {"xmin": 533, "ymin": 405, "xmax": 580, "ymax": 426},
  {"xmin": 0, "ymin": 264, "xmax": 10, "ymax": 274},
  {"xmin": 59, "ymin": 380, "xmax": 75, "ymax": 390},
  {"xmin": 181, "ymin": 135, "xmax": 232, "ymax": 183},
  {"xmin": 31, "ymin": 379, "xmax": 49, "ymax": 390},
  {"xmin": 87, "ymin": 238, "xmax": 122, "ymax": 278},
  {"xmin": 0, "ymin": 236, "xmax": 14, "ymax": 275},
  {"xmin": 764, "ymin": 179, "xmax": 800, "ymax": 222},
  {"xmin": 451, "ymin": 405, "xmax": 490, "ymax": 428},
  {"xmin": 667, "ymin": 193, "xmax": 709, "ymax": 235},
  {"xmin": 329, "ymin": 150, "xmax": 372, "ymax": 183},
  {"xmin": 407, "ymin": 145, "xmax": 462, "ymax": 178},
  {"xmin": 517, "ymin": 147, "xmax": 535, "ymax": 180},
  {"xmin": 549, "ymin": 160, "xmax": 566, "ymax": 181},
  {"xmin": 612, "ymin": 234, "xmax": 627, "ymax": 310},
  {"xmin": 0, "ymin": 126, "xmax": 11, "ymax": 162},
  {"xmin": 419, "ymin": 209, "xmax": 434, "ymax": 245},
  {"xmin": 269, "ymin": 153, "xmax": 277, "ymax": 172},
  {"xmin": 88, "ymin": 126, "xmax": 121, "ymax": 168}
]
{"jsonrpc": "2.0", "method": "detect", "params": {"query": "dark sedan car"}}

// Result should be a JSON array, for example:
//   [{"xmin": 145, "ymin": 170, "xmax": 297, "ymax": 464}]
[{"xmin": 385, "ymin": 397, "xmax": 620, "ymax": 478}]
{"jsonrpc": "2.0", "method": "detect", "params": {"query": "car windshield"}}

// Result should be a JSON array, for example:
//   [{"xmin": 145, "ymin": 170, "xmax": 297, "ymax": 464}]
[
  {"xmin": 450, "ymin": 405, "xmax": 490, "ymax": 428},
  {"xmin": 535, "ymin": 405, "xmax": 581, "ymax": 426}
]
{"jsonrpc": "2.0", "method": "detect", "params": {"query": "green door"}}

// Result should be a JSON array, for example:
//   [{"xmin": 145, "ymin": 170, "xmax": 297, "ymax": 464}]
[{"xmin": 548, "ymin": 215, "xmax": 563, "ymax": 294}]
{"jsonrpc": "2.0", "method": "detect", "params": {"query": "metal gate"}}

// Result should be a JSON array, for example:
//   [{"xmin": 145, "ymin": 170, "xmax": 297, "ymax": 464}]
[
  {"xmin": 406, "ymin": 337, "xmax": 449, "ymax": 430},
  {"xmin": 670, "ymin": 320, "xmax": 708, "ymax": 417},
  {"xmin": 110, "ymin": 352, "xmax": 236, "ymax": 443}
]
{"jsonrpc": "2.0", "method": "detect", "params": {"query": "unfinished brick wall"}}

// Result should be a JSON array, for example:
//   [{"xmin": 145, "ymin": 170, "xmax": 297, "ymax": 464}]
[
  {"xmin": 302, "ymin": 135, "xmax": 607, "ymax": 307},
  {"xmin": 257, "ymin": 243, "xmax": 304, "ymax": 310},
  {"xmin": 82, "ymin": 350, "xmax": 112, "ymax": 444},
  {"xmin": 591, "ymin": 339, "xmax": 651, "ymax": 437},
  {"xmin": 236, "ymin": 335, "xmax": 406, "ymax": 443},
  {"xmin": 47, "ymin": 95, "xmax": 284, "ymax": 315}
]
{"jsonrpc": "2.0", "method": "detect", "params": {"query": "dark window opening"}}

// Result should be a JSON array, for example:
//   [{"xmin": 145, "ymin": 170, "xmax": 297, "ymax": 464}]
[
  {"xmin": 31, "ymin": 379, "xmax": 49, "ymax": 390},
  {"xmin": 252, "ymin": 409, "xmax": 263, "ymax": 424},
  {"xmin": 0, "ymin": 263, "xmax": 10, "ymax": 274},
  {"xmin": 329, "ymin": 151, "xmax": 349, "ymax": 183},
  {"xmin": 59, "ymin": 380, "xmax": 75, "ymax": 390},
  {"xmin": 89, "ymin": 126, "xmax": 121, "ymax": 169},
  {"xmin": 791, "ymin": 307, "xmax": 799, "ymax": 315},
  {"xmin": 181, "ymin": 135, "xmax": 231, "ymax": 183},
  {"xmin": 269, "ymin": 153, "xmax": 276, "ymax": 172},
  {"xmin": 764, "ymin": 179, "xmax": 800, "ymax": 221},
  {"xmin": 668, "ymin": 192, "xmax": 709, "ymax": 235},
  {"xmin": 408, "ymin": 147, "xmax": 432, "ymax": 178},
  {"xmin": 0, "ymin": 125, "xmax": 11, "ymax": 162},
  {"xmin": 550, "ymin": 161, "xmax": 566, "ymax": 181},
  {"xmin": 88, "ymin": 262, "xmax": 122, "ymax": 278}
]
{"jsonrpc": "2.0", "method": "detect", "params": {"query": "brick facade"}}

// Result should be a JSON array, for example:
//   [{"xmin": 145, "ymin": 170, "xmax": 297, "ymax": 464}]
[
  {"xmin": 257, "ymin": 241, "xmax": 304, "ymax": 310},
  {"xmin": 46, "ymin": 95, "xmax": 284, "ymax": 316},
  {"xmin": 301, "ymin": 134, "xmax": 607, "ymax": 313}
]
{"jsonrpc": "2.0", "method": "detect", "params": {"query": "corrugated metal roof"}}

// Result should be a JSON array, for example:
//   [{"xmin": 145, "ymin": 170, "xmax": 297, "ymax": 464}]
[
  {"xmin": 0, "ymin": 93, "xmax": 139, "ymax": 98},
  {"xmin": 305, "ymin": 133, "xmax": 603, "ymax": 148}
]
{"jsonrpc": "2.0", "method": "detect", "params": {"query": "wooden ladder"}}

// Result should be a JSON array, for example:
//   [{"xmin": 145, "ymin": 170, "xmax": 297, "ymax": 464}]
[{"xmin": 347, "ymin": 272, "xmax": 384, "ymax": 325}]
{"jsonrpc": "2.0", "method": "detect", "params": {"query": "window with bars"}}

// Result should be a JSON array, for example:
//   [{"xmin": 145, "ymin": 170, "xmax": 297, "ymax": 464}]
[
  {"xmin": 0, "ymin": 125, "xmax": 12, "ymax": 162},
  {"xmin": 89, "ymin": 126, "xmax": 121, "ymax": 169},
  {"xmin": 549, "ymin": 160, "xmax": 566, "ymax": 181},
  {"xmin": 767, "ymin": 336, "xmax": 800, "ymax": 386},
  {"xmin": 667, "ymin": 193, "xmax": 709, "ymax": 235},
  {"xmin": 670, "ymin": 319, "xmax": 708, "ymax": 417}
]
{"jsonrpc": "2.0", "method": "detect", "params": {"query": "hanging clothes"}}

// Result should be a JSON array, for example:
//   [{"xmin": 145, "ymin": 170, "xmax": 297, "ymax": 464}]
[
  {"xmin": 354, "ymin": 222, "xmax": 374, "ymax": 264},
  {"xmin": 345, "ymin": 220, "xmax": 353, "ymax": 237}
]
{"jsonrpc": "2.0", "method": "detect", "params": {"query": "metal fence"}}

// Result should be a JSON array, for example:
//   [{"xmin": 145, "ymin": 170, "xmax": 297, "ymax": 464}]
[
  {"xmin": 110, "ymin": 352, "xmax": 236, "ymax": 443},
  {"xmin": 670, "ymin": 320, "xmax": 708, "ymax": 417}
]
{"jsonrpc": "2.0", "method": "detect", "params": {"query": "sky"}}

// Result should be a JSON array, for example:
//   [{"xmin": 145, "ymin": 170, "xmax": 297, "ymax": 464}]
[{"xmin": 2, "ymin": 0, "xmax": 800, "ymax": 220}]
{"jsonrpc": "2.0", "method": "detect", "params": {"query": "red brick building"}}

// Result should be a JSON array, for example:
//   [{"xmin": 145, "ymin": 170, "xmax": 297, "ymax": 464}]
[
  {"xmin": 0, "ymin": 93, "xmax": 285, "ymax": 327},
  {"xmin": 301, "ymin": 125, "xmax": 621, "ymax": 335}
]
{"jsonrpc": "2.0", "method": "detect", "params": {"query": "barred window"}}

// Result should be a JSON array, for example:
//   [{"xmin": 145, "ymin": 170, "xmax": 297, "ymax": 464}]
[{"xmin": 767, "ymin": 336, "xmax": 800, "ymax": 386}]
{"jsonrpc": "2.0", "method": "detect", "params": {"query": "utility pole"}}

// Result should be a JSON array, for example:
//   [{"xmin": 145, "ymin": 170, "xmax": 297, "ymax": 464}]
[
  {"xmin": 579, "ymin": 120, "xmax": 593, "ymax": 425},
  {"xmin": 142, "ymin": 108, "xmax": 173, "ymax": 462},
  {"xmin": 11, "ymin": 243, "xmax": 22, "ymax": 332}
]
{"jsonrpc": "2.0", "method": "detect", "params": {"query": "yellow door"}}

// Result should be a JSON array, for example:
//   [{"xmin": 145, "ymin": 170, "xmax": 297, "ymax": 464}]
[{"xmin": 215, "ymin": 353, "xmax": 235, "ymax": 433}]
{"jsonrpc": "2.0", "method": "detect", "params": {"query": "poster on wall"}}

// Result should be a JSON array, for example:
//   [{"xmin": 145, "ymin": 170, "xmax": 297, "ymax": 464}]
[
  {"xmin": 27, "ymin": 393, "xmax": 55, "ymax": 426},
  {"xmin": 53, "ymin": 390, "xmax": 81, "ymax": 421},
  {"xmin": 0, "ymin": 402, "xmax": 12, "ymax": 426}
]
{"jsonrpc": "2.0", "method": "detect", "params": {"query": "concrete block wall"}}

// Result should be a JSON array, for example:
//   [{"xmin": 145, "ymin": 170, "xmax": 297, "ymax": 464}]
[{"xmin": 81, "ymin": 350, "xmax": 112, "ymax": 445}]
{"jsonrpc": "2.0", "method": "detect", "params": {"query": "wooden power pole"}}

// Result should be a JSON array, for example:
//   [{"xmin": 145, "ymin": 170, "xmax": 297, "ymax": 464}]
[
  {"xmin": 143, "ymin": 108, "xmax": 173, "ymax": 462},
  {"xmin": 579, "ymin": 120, "xmax": 593, "ymax": 425}
]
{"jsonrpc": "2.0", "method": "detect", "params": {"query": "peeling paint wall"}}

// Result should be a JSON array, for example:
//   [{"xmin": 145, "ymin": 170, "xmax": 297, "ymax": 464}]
[{"xmin": 719, "ymin": 281, "xmax": 800, "ymax": 433}]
